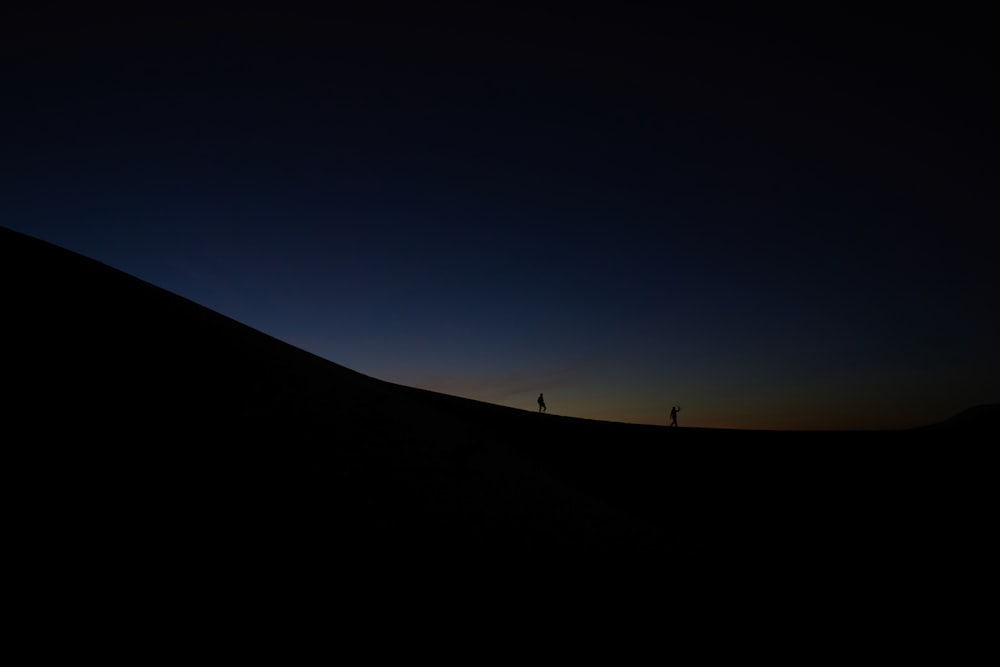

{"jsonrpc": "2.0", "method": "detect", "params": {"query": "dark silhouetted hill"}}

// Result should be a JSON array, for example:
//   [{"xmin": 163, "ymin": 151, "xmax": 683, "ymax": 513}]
[
  {"xmin": 3, "ymin": 226, "xmax": 990, "ymax": 602},
  {"xmin": 920, "ymin": 404, "xmax": 1000, "ymax": 431},
  {"xmin": 3, "ymin": 225, "xmax": 686, "ymax": 576}
]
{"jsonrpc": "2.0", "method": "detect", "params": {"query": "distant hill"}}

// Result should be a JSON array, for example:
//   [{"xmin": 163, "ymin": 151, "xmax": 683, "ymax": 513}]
[{"xmin": 922, "ymin": 404, "xmax": 1000, "ymax": 430}]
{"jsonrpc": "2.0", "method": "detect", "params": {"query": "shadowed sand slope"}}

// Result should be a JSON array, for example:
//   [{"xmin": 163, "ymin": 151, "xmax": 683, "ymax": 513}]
[
  {"xmin": 4, "ymin": 226, "xmax": 991, "ymax": 590},
  {"xmin": 3, "ymin": 226, "xmax": 688, "ymax": 566}
]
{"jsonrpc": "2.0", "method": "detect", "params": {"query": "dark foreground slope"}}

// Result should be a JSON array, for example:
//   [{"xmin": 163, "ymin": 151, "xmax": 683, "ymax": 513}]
[
  {"xmin": 2, "ymin": 226, "xmax": 682, "ymax": 568},
  {"xmin": 3, "ymin": 226, "xmax": 991, "ymax": 597}
]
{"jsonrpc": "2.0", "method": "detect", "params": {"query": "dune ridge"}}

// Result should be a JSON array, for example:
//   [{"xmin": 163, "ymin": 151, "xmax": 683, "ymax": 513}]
[{"xmin": 4, "ymin": 226, "xmax": 990, "ymax": 593}]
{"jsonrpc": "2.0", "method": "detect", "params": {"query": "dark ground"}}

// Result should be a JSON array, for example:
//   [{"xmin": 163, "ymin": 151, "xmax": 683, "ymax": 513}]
[{"xmin": 4, "ymin": 226, "xmax": 994, "ymax": 614}]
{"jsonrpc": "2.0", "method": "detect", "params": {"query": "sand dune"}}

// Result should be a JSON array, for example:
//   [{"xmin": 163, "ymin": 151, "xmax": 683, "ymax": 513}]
[
  {"xmin": 3, "ymin": 226, "xmax": 680, "ymax": 562},
  {"xmin": 4, "ymin": 226, "xmax": 990, "ymax": 592}
]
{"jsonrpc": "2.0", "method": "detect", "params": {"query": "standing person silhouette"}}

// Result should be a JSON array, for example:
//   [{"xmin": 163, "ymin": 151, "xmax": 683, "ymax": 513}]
[
  {"xmin": 537, "ymin": 393, "xmax": 546, "ymax": 413},
  {"xmin": 670, "ymin": 406, "xmax": 680, "ymax": 427}
]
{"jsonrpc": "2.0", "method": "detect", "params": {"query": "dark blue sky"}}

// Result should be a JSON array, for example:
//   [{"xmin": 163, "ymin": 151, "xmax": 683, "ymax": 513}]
[{"xmin": 4, "ymin": 6, "xmax": 997, "ymax": 428}]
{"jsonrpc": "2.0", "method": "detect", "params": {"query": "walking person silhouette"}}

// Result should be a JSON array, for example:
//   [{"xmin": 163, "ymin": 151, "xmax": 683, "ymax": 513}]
[
  {"xmin": 537, "ymin": 393, "xmax": 546, "ymax": 413},
  {"xmin": 669, "ymin": 405, "xmax": 680, "ymax": 427}
]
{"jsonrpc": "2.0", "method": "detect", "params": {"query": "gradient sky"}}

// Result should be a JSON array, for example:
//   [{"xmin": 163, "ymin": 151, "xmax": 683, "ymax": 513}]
[{"xmin": 4, "ymin": 6, "xmax": 997, "ymax": 429}]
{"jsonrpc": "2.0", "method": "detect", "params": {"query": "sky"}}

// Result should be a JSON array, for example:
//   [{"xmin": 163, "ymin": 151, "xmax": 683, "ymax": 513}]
[{"xmin": 3, "ymin": 5, "xmax": 997, "ymax": 429}]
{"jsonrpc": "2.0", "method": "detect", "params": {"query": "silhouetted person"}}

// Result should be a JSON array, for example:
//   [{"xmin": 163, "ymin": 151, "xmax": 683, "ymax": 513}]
[
  {"xmin": 670, "ymin": 406, "xmax": 680, "ymax": 427},
  {"xmin": 538, "ymin": 393, "xmax": 546, "ymax": 412}
]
